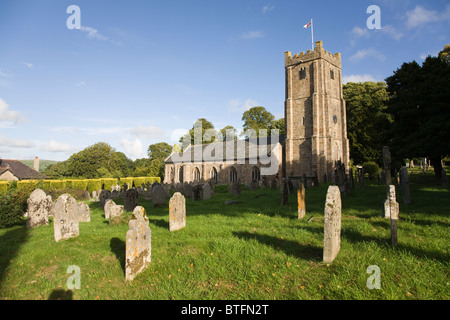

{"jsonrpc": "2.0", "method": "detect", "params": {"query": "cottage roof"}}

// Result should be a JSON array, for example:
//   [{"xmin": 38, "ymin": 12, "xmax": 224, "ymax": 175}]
[{"xmin": 0, "ymin": 159, "xmax": 47, "ymax": 180}]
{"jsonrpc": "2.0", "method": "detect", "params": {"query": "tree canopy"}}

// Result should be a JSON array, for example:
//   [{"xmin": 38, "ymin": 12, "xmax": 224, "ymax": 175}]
[{"xmin": 241, "ymin": 106, "xmax": 275, "ymax": 137}]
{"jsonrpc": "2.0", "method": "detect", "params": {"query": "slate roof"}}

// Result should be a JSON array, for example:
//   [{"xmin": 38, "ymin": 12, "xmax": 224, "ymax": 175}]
[{"xmin": 0, "ymin": 159, "xmax": 47, "ymax": 180}]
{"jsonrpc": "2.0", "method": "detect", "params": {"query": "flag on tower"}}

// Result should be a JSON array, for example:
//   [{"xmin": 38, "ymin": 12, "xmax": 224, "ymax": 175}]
[{"xmin": 303, "ymin": 21, "xmax": 311, "ymax": 28}]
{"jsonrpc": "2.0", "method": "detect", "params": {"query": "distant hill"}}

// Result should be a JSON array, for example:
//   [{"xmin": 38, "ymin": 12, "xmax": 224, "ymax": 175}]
[{"xmin": 20, "ymin": 159, "xmax": 59, "ymax": 173}]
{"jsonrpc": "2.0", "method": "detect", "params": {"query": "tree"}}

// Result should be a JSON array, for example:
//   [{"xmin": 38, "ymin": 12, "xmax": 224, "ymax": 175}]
[
  {"xmin": 180, "ymin": 118, "xmax": 218, "ymax": 146},
  {"xmin": 271, "ymin": 118, "xmax": 285, "ymax": 137},
  {"xmin": 241, "ymin": 106, "xmax": 275, "ymax": 138},
  {"xmin": 220, "ymin": 125, "xmax": 238, "ymax": 141},
  {"xmin": 343, "ymin": 81, "xmax": 392, "ymax": 165},
  {"xmin": 385, "ymin": 47, "xmax": 450, "ymax": 180},
  {"xmin": 147, "ymin": 142, "xmax": 173, "ymax": 161}
]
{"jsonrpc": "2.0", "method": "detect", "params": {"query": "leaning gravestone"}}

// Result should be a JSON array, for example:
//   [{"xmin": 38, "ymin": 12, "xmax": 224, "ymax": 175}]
[
  {"xmin": 169, "ymin": 192, "xmax": 186, "ymax": 231},
  {"xmin": 152, "ymin": 184, "xmax": 166, "ymax": 207},
  {"xmin": 77, "ymin": 202, "xmax": 91, "ymax": 223},
  {"xmin": 297, "ymin": 184, "xmax": 306, "ymax": 219},
  {"xmin": 323, "ymin": 186, "xmax": 342, "ymax": 263},
  {"xmin": 53, "ymin": 194, "xmax": 79, "ymax": 242},
  {"xmin": 26, "ymin": 189, "xmax": 53, "ymax": 229},
  {"xmin": 202, "ymin": 183, "xmax": 213, "ymax": 200},
  {"xmin": 125, "ymin": 206, "xmax": 151, "ymax": 281},
  {"xmin": 124, "ymin": 188, "xmax": 139, "ymax": 212},
  {"xmin": 104, "ymin": 199, "xmax": 124, "ymax": 220},
  {"xmin": 400, "ymin": 167, "xmax": 411, "ymax": 204}
]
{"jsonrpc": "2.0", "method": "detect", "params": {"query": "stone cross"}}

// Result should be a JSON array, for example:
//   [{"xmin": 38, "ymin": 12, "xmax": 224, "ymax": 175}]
[
  {"xmin": 169, "ymin": 192, "xmax": 186, "ymax": 232},
  {"xmin": 26, "ymin": 189, "xmax": 53, "ymax": 229},
  {"xmin": 53, "ymin": 194, "xmax": 79, "ymax": 242},
  {"xmin": 386, "ymin": 185, "xmax": 400, "ymax": 246},
  {"xmin": 297, "ymin": 184, "xmax": 305, "ymax": 219},
  {"xmin": 323, "ymin": 186, "xmax": 342, "ymax": 263},
  {"xmin": 125, "ymin": 206, "xmax": 151, "ymax": 281}
]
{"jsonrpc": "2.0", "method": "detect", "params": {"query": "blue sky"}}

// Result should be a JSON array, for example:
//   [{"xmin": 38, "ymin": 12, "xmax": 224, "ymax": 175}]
[{"xmin": 0, "ymin": 0, "xmax": 449, "ymax": 161}]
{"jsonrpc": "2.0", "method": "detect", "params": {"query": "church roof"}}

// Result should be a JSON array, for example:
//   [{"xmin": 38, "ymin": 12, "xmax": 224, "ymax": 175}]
[
  {"xmin": 165, "ymin": 136, "xmax": 283, "ymax": 164},
  {"xmin": 0, "ymin": 159, "xmax": 47, "ymax": 180}
]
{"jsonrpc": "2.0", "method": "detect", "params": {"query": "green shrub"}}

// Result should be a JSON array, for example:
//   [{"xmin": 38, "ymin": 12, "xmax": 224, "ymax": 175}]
[
  {"xmin": 49, "ymin": 180, "xmax": 66, "ymax": 190},
  {"xmin": 0, "ymin": 182, "xmax": 36, "ymax": 228},
  {"xmin": 363, "ymin": 161, "xmax": 381, "ymax": 180},
  {"xmin": 0, "ymin": 181, "xmax": 9, "ymax": 193},
  {"xmin": 87, "ymin": 179, "xmax": 102, "ymax": 193}
]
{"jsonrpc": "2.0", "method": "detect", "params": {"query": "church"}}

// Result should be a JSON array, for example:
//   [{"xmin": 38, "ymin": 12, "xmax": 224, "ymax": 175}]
[{"xmin": 164, "ymin": 41, "xmax": 350, "ymax": 186}]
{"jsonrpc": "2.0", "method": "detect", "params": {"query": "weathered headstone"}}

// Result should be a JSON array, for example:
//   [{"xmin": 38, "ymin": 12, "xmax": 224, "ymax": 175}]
[
  {"xmin": 280, "ymin": 178, "xmax": 288, "ymax": 206},
  {"xmin": 104, "ymin": 199, "xmax": 124, "ymax": 220},
  {"xmin": 91, "ymin": 190, "xmax": 98, "ymax": 200},
  {"xmin": 26, "ymin": 189, "xmax": 53, "ymax": 228},
  {"xmin": 386, "ymin": 185, "xmax": 400, "ymax": 246},
  {"xmin": 125, "ymin": 206, "xmax": 151, "ymax": 281},
  {"xmin": 183, "ymin": 183, "xmax": 193, "ymax": 198},
  {"xmin": 229, "ymin": 179, "xmax": 241, "ymax": 196},
  {"xmin": 77, "ymin": 202, "xmax": 91, "ymax": 223},
  {"xmin": 124, "ymin": 188, "xmax": 139, "ymax": 212},
  {"xmin": 99, "ymin": 189, "xmax": 111, "ymax": 209},
  {"xmin": 297, "ymin": 184, "xmax": 306, "ymax": 219},
  {"xmin": 323, "ymin": 186, "xmax": 342, "ymax": 263},
  {"xmin": 152, "ymin": 184, "xmax": 166, "ymax": 207},
  {"xmin": 53, "ymin": 194, "xmax": 79, "ymax": 242},
  {"xmin": 169, "ymin": 192, "xmax": 186, "ymax": 232},
  {"xmin": 400, "ymin": 167, "xmax": 411, "ymax": 204},
  {"xmin": 249, "ymin": 179, "xmax": 258, "ymax": 190},
  {"xmin": 202, "ymin": 183, "xmax": 213, "ymax": 200},
  {"xmin": 111, "ymin": 190, "xmax": 119, "ymax": 199},
  {"xmin": 192, "ymin": 184, "xmax": 203, "ymax": 201}
]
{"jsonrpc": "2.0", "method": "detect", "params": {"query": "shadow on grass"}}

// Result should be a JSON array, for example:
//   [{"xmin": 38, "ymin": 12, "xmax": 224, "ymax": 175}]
[
  {"xmin": 149, "ymin": 218, "xmax": 168, "ymax": 229},
  {"xmin": 110, "ymin": 237, "xmax": 126, "ymax": 275},
  {"xmin": 48, "ymin": 289, "xmax": 73, "ymax": 300},
  {"xmin": 0, "ymin": 224, "xmax": 29, "ymax": 289},
  {"xmin": 232, "ymin": 231, "xmax": 322, "ymax": 261}
]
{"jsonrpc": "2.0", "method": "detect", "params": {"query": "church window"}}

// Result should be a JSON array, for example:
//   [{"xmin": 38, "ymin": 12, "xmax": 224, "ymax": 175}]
[
  {"xmin": 330, "ymin": 69, "xmax": 335, "ymax": 80},
  {"xmin": 229, "ymin": 167, "xmax": 238, "ymax": 183},
  {"xmin": 299, "ymin": 67, "xmax": 307, "ymax": 80}
]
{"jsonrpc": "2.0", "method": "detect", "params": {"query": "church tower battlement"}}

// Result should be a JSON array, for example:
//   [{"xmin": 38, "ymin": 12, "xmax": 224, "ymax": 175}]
[{"xmin": 284, "ymin": 41, "xmax": 350, "ymax": 182}]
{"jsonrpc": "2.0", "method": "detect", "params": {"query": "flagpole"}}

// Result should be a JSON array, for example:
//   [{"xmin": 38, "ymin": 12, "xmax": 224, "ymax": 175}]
[{"xmin": 311, "ymin": 18, "xmax": 314, "ymax": 51}]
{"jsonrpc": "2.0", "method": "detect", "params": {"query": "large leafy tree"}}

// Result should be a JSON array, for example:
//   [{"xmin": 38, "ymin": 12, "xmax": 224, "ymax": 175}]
[
  {"xmin": 147, "ymin": 142, "xmax": 173, "ymax": 160},
  {"xmin": 220, "ymin": 125, "xmax": 238, "ymax": 141},
  {"xmin": 241, "ymin": 106, "xmax": 275, "ymax": 138},
  {"xmin": 385, "ymin": 46, "xmax": 450, "ymax": 179},
  {"xmin": 179, "ymin": 118, "xmax": 218, "ymax": 147},
  {"xmin": 343, "ymin": 81, "xmax": 392, "ymax": 165}
]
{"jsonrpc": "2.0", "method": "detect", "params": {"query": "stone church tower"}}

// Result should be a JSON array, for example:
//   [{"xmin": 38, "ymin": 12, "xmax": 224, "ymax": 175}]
[{"xmin": 284, "ymin": 41, "xmax": 350, "ymax": 182}]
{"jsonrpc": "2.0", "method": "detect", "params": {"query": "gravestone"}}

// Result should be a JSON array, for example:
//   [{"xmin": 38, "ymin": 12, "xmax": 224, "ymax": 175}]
[
  {"xmin": 229, "ymin": 179, "xmax": 241, "ymax": 196},
  {"xmin": 111, "ymin": 190, "xmax": 119, "ymax": 199},
  {"xmin": 53, "ymin": 194, "xmax": 79, "ymax": 242},
  {"xmin": 183, "ymin": 183, "xmax": 193, "ymax": 198},
  {"xmin": 297, "ymin": 184, "xmax": 306, "ymax": 219},
  {"xmin": 323, "ymin": 186, "xmax": 342, "ymax": 263},
  {"xmin": 125, "ymin": 206, "xmax": 151, "ymax": 281},
  {"xmin": 77, "ymin": 202, "xmax": 91, "ymax": 223},
  {"xmin": 99, "ymin": 189, "xmax": 111, "ymax": 209},
  {"xmin": 152, "ymin": 184, "xmax": 166, "ymax": 207},
  {"xmin": 270, "ymin": 178, "xmax": 277, "ymax": 190},
  {"xmin": 202, "ymin": 183, "xmax": 213, "ymax": 200},
  {"xmin": 26, "ymin": 189, "xmax": 53, "ymax": 229},
  {"xmin": 169, "ymin": 192, "xmax": 186, "ymax": 231},
  {"xmin": 192, "ymin": 184, "xmax": 203, "ymax": 201},
  {"xmin": 124, "ymin": 188, "xmax": 139, "ymax": 212},
  {"xmin": 400, "ymin": 167, "xmax": 411, "ymax": 204},
  {"xmin": 280, "ymin": 178, "xmax": 288, "ymax": 206},
  {"xmin": 104, "ymin": 199, "xmax": 124, "ymax": 219},
  {"xmin": 91, "ymin": 190, "xmax": 98, "ymax": 201},
  {"xmin": 249, "ymin": 179, "xmax": 258, "ymax": 190},
  {"xmin": 348, "ymin": 168, "xmax": 354, "ymax": 192},
  {"xmin": 386, "ymin": 185, "xmax": 400, "ymax": 246}
]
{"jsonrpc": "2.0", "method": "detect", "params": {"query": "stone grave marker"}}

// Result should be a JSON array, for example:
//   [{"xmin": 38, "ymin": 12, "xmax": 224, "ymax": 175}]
[
  {"xmin": 202, "ymin": 183, "xmax": 213, "ymax": 200},
  {"xmin": 124, "ymin": 188, "xmax": 139, "ymax": 212},
  {"xmin": 400, "ymin": 167, "xmax": 411, "ymax": 204},
  {"xmin": 53, "ymin": 194, "xmax": 79, "ymax": 242},
  {"xmin": 125, "ymin": 206, "xmax": 151, "ymax": 281},
  {"xmin": 104, "ymin": 199, "xmax": 124, "ymax": 220},
  {"xmin": 99, "ymin": 189, "xmax": 111, "ymax": 210},
  {"xmin": 297, "ymin": 184, "xmax": 306, "ymax": 219},
  {"xmin": 26, "ymin": 189, "xmax": 53, "ymax": 229},
  {"xmin": 169, "ymin": 192, "xmax": 186, "ymax": 232},
  {"xmin": 192, "ymin": 184, "xmax": 203, "ymax": 201},
  {"xmin": 323, "ymin": 186, "xmax": 342, "ymax": 263},
  {"xmin": 386, "ymin": 185, "xmax": 400, "ymax": 246},
  {"xmin": 152, "ymin": 184, "xmax": 166, "ymax": 207},
  {"xmin": 77, "ymin": 202, "xmax": 91, "ymax": 223}
]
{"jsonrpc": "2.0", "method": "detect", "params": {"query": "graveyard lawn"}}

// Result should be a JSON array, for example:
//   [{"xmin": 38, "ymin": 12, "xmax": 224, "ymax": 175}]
[{"xmin": 0, "ymin": 172, "xmax": 448, "ymax": 300}]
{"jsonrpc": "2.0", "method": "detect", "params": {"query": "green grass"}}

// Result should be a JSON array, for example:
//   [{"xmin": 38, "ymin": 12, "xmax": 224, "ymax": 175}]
[{"xmin": 0, "ymin": 172, "xmax": 448, "ymax": 300}]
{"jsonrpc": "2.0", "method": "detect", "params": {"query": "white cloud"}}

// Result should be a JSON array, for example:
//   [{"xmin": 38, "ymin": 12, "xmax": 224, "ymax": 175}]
[
  {"xmin": 351, "ymin": 26, "xmax": 369, "ymax": 38},
  {"xmin": 380, "ymin": 25, "xmax": 403, "ymax": 40},
  {"xmin": 342, "ymin": 74, "xmax": 378, "ymax": 84},
  {"xmin": 241, "ymin": 30, "xmax": 264, "ymax": 40},
  {"xmin": 76, "ymin": 81, "xmax": 85, "ymax": 87},
  {"xmin": 0, "ymin": 98, "xmax": 26, "ymax": 124},
  {"xmin": 349, "ymin": 48, "xmax": 385, "ymax": 61},
  {"xmin": 262, "ymin": 5, "xmax": 275, "ymax": 14},
  {"xmin": 131, "ymin": 125, "xmax": 163, "ymax": 138},
  {"xmin": 0, "ymin": 69, "xmax": 11, "ymax": 77},
  {"xmin": 120, "ymin": 138, "xmax": 146, "ymax": 160},
  {"xmin": 0, "ymin": 135, "xmax": 34, "ymax": 148},
  {"xmin": 170, "ymin": 128, "xmax": 189, "ymax": 142},
  {"xmin": 41, "ymin": 140, "xmax": 74, "ymax": 153},
  {"xmin": 80, "ymin": 26, "xmax": 109, "ymax": 41},
  {"xmin": 228, "ymin": 98, "xmax": 259, "ymax": 112},
  {"xmin": 406, "ymin": 5, "xmax": 450, "ymax": 29},
  {"xmin": 50, "ymin": 126, "xmax": 124, "ymax": 135},
  {"xmin": 22, "ymin": 62, "xmax": 33, "ymax": 69}
]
